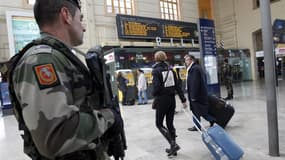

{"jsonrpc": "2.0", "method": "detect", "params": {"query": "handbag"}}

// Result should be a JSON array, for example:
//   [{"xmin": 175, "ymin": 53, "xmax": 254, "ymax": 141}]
[
  {"xmin": 152, "ymin": 69, "xmax": 170, "ymax": 110},
  {"xmin": 152, "ymin": 98, "xmax": 159, "ymax": 109}
]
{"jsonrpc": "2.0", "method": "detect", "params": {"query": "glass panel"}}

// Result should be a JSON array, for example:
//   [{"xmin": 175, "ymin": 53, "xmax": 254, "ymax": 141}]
[
  {"xmin": 165, "ymin": 14, "xmax": 169, "ymax": 19},
  {"xmin": 169, "ymin": 15, "xmax": 173, "ymax": 20},
  {"xmin": 106, "ymin": 0, "xmax": 112, "ymax": 5},
  {"xmin": 120, "ymin": 7, "xmax": 125, "ymax": 14},
  {"xmin": 114, "ymin": 0, "xmax": 119, "ymax": 7},
  {"xmin": 165, "ymin": 8, "xmax": 169, "ymax": 13},
  {"xmin": 160, "ymin": 7, "xmax": 164, "ymax": 12},
  {"xmin": 173, "ymin": 5, "xmax": 177, "ymax": 10},
  {"xmin": 114, "ymin": 7, "xmax": 119, "ymax": 13},
  {"xmin": 28, "ymin": 0, "xmax": 35, "ymax": 4},
  {"xmin": 107, "ymin": 6, "xmax": 113, "ymax": 13},
  {"xmin": 126, "ymin": 2, "xmax": 131, "ymax": 8},
  {"xmin": 174, "ymin": 15, "xmax": 178, "ymax": 20},
  {"xmin": 204, "ymin": 55, "xmax": 219, "ymax": 84},
  {"xmin": 127, "ymin": 8, "xmax": 132, "ymax": 14},
  {"xmin": 173, "ymin": 9, "xmax": 177, "ymax": 15},
  {"xmin": 120, "ymin": 0, "xmax": 125, "ymax": 5}
]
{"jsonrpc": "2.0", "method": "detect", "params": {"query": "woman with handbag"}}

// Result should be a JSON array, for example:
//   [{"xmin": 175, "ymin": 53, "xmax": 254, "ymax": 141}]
[{"xmin": 151, "ymin": 51, "xmax": 187, "ymax": 157}]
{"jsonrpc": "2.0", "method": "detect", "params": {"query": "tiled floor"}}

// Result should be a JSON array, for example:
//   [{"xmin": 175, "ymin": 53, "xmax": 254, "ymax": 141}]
[{"xmin": 0, "ymin": 80, "xmax": 285, "ymax": 160}]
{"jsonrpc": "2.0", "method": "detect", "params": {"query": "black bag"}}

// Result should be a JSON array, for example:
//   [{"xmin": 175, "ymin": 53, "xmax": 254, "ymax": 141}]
[
  {"xmin": 152, "ymin": 98, "xmax": 159, "ymax": 110},
  {"xmin": 126, "ymin": 98, "xmax": 135, "ymax": 106},
  {"xmin": 208, "ymin": 95, "xmax": 235, "ymax": 128}
]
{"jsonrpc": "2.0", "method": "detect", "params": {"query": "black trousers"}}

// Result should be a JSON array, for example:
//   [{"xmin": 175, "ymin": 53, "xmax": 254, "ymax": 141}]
[{"xmin": 155, "ymin": 95, "xmax": 176, "ymax": 140}]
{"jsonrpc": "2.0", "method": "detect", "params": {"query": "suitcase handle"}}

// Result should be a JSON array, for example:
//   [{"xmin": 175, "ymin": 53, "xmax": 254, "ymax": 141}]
[
  {"xmin": 182, "ymin": 108, "xmax": 207, "ymax": 134},
  {"xmin": 183, "ymin": 109, "xmax": 230, "ymax": 159}
]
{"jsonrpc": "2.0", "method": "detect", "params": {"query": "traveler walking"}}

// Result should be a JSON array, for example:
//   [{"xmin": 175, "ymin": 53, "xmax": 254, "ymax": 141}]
[
  {"xmin": 152, "ymin": 51, "xmax": 187, "ymax": 157},
  {"xmin": 184, "ymin": 54, "xmax": 216, "ymax": 132}
]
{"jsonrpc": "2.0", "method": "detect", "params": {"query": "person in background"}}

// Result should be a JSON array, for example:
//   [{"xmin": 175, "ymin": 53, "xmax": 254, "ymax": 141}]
[
  {"xmin": 184, "ymin": 54, "xmax": 216, "ymax": 132},
  {"xmin": 221, "ymin": 58, "xmax": 233, "ymax": 100},
  {"xmin": 117, "ymin": 72, "xmax": 128, "ymax": 105},
  {"xmin": 137, "ymin": 69, "xmax": 148, "ymax": 105},
  {"xmin": 8, "ymin": 0, "xmax": 123, "ymax": 159},
  {"xmin": 152, "ymin": 51, "xmax": 187, "ymax": 157}
]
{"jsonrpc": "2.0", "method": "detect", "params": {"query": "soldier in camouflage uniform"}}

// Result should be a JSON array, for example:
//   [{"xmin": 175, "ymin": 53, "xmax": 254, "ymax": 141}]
[
  {"xmin": 9, "ymin": 0, "xmax": 122, "ymax": 159},
  {"xmin": 221, "ymin": 58, "xmax": 233, "ymax": 100}
]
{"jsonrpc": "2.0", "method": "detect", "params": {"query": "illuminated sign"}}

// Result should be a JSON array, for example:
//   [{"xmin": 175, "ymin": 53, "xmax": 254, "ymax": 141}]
[
  {"xmin": 116, "ymin": 14, "xmax": 198, "ymax": 41},
  {"xmin": 104, "ymin": 52, "xmax": 115, "ymax": 64}
]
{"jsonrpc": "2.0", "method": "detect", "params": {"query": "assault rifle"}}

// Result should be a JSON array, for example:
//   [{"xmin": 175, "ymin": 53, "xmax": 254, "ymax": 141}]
[{"xmin": 84, "ymin": 46, "xmax": 127, "ymax": 160}]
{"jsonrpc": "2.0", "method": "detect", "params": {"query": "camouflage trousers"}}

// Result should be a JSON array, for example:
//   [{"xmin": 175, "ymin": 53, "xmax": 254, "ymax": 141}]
[{"xmin": 224, "ymin": 79, "xmax": 233, "ymax": 97}]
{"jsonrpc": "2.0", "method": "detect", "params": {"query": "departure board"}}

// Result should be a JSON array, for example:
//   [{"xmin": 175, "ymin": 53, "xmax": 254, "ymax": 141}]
[
  {"xmin": 116, "ymin": 14, "xmax": 198, "ymax": 41},
  {"xmin": 123, "ymin": 21, "xmax": 159, "ymax": 37}
]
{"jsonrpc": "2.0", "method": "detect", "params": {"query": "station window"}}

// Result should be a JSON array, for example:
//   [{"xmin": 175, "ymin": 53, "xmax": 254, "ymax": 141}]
[
  {"xmin": 253, "ymin": 0, "xmax": 280, "ymax": 9},
  {"xmin": 160, "ymin": 0, "xmax": 179, "ymax": 20},
  {"xmin": 106, "ymin": 0, "xmax": 134, "ymax": 15},
  {"xmin": 27, "ymin": 0, "xmax": 35, "ymax": 5}
]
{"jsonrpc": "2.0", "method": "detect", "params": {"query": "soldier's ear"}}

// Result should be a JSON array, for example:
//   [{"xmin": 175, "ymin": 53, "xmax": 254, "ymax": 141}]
[{"xmin": 60, "ymin": 6, "xmax": 73, "ymax": 25}]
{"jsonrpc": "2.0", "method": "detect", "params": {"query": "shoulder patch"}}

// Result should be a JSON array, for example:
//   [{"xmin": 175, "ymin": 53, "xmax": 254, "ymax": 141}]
[{"xmin": 33, "ymin": 63, "xmax": 60, "ymax": 90}]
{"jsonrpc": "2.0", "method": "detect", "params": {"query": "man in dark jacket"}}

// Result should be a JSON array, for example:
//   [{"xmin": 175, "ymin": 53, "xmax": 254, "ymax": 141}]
[
  {"xmin": 184, "ymin": 54, "xmax": 215, "ymax": 131},
  {"xmin": 152, "ymin": 51, "xmax": 187, "ymax": 157}
]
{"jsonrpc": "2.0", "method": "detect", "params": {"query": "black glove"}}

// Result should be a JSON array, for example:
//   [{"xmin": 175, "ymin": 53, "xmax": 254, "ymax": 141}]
[
  {"xmin": 107, "ymin": 134, "xmax": 125, "ymax": 159},
  {"xmin": 105, "ymin": 108, "xmax": 126, "ymax": 160},
  {"xmin": 110, "ymin": 107, "xmax": 123, "ymax": 135}
]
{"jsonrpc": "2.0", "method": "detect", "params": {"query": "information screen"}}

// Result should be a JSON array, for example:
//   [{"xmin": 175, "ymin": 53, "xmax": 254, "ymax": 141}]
[{"xmin": 116, "ymin": 14, "xmax": 198, "ymax": 41}]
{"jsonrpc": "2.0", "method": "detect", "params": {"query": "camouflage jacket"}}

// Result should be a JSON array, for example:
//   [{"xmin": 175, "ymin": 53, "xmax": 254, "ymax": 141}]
[
  {"xmin": 12, "ymin": 33, "xmax": 114, "ymax": 159},
  {"xmin": 222, "ymin": 63, "xmax": 232, "ymax": 80}
]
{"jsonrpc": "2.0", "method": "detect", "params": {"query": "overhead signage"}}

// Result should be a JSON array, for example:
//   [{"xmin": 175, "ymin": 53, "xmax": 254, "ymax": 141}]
[
  {"xmin": 199, "ymin": 18, "xmax": 217, "ymax": 56},
  {"xmin": 116, "ymin": 14, "xmax": 198, "ymax": 41},
  {"xmin": 199, "ymin": 18, "xmax": 220, "ymax": 96}
]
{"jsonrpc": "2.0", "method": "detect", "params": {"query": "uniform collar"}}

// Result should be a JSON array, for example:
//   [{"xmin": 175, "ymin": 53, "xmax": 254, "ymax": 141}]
[{"xmin": 40, "ymin": 32, "xmax": 72, "ymax": 49}]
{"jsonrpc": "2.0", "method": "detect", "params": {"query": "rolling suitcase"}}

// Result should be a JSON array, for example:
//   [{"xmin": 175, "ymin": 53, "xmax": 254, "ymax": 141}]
[
  {"xmin": 183, "ymin": 109, "xmax": 244, "ymax": 160},
  {"xmin": 208, "ymin": 95, "xmax": 235, "ymax": 128}
]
